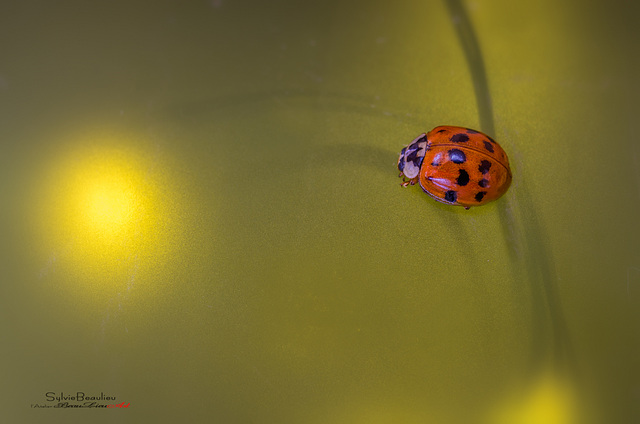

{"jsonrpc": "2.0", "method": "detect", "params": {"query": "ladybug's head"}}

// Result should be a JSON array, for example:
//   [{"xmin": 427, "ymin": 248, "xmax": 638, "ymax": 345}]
[{"xmin": 397, "ymin": 134, "xmax": 428, "ymax": 179}]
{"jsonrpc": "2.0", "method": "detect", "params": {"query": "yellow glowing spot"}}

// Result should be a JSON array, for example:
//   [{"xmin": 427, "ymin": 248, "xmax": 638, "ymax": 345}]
[
  {"xmin": 76, "ymin": 167, "xmax": 145, "ymax": 247},
  {"xmin": 29, "ymin": 134, "xmax": 184, "ymax": 304},
  {"xmin": 86, "ymin": 180, "xmax": 136, "ymax": 229},
  {"xmin": 489, "ymin": 372, "xmax": 577, "ymax": 424}
]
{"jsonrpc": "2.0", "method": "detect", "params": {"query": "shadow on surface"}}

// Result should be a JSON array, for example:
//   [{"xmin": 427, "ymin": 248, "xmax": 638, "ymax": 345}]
[{"xmin": 444, "ymin": 0, "xmax": 574, "ymax": 375}]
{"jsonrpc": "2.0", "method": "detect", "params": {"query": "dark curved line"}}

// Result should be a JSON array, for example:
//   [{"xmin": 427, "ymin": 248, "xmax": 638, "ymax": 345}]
[
  {"xmin": 443, "ymin": 0, "xmax": 494, "ymax": 136},
  {"xmin": 443, "ymin": 0, "xmax": 574, "ymax": 375}
]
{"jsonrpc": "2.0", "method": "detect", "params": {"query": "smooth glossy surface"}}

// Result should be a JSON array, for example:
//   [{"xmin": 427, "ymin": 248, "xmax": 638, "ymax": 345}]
[{"xmin": 1, "ymin": 1, "xmax": 639, "ymax": 423}]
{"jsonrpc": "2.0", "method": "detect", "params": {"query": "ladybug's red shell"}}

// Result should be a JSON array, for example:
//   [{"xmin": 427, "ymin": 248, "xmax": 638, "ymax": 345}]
[{"xmin": 397, "ymin": 126, "xmax": 512, "ymax": 208}]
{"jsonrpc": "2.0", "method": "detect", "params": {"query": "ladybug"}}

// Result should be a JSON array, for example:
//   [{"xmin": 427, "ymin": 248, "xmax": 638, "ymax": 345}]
[{"xmin": 397, "ymin": 126, "xmax": 512, "ymax": 209}]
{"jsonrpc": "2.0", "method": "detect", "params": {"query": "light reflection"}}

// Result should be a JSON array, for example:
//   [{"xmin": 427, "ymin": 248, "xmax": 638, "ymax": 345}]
[
  {"xmin": 489, "ymin": 371, "xmax": 578, "ymax": 424},
  {"xmin": 71, "ymin": 151, "xmax": 148, "ymax": 254},
  {"xmin": 30, "ymin": 134, "xmax": 180, "ymax": 304},
  {"xmin": 84, "ymin": 177, "xmax": 139, "ymax": 236}
]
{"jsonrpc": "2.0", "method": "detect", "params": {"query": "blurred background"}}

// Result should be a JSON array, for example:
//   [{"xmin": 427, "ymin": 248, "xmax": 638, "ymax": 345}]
[{"xmin": 1, "ymin": 0, "xmax": 639, "ymax": 423}]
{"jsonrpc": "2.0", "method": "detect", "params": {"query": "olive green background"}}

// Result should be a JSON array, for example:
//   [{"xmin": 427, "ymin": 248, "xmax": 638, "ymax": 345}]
[{"xmin": 1, "ymin": 0, "xmax": 638, "ymax": 423}]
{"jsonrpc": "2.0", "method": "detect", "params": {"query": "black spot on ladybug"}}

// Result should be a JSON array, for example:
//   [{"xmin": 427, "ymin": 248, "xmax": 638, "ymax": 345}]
[
  {"xmin": 475, "ymin": 191, "xmax": 487, "ymax": 202},
  {"xmin": 448, "ymin": 149, "xmax": 466, "ymax": 164},
  {"xmin": 478, "ymin": 178, "xmax": 489, "ymax": 188},
  {"xmin": 450, "ymin": 133, "xmax": 470, "ymax": 143},
  {"xmin": 466, "ymin": 128, "xmax": 480, "ymax": 134},
  {"xmin": 483, "ymin": 141, "xmax": 494, "ymax": 153},
  {"xmin": 478, "ymin": 160, "xmax": 492, "ymax": 174},
  {"xmin": 444, "ymin": 190, "xmax": 457, "ymax": 203},
  {"xmin": 430, "ymin": 161, "xmax": 440, "ymax": 167},
  {"xmin": 457, "ymin": 169, "xmax": 470, "ymax": 186},
  {"xmin": 437, "ymin": 128, "xmax": 447, "ymax": 133}
]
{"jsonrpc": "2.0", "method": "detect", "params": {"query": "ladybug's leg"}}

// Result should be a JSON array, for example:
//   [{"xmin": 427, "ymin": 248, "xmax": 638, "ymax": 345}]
[{"xmin": 400, "ymin": 176, "xmax": 418, "ymax": 187}]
